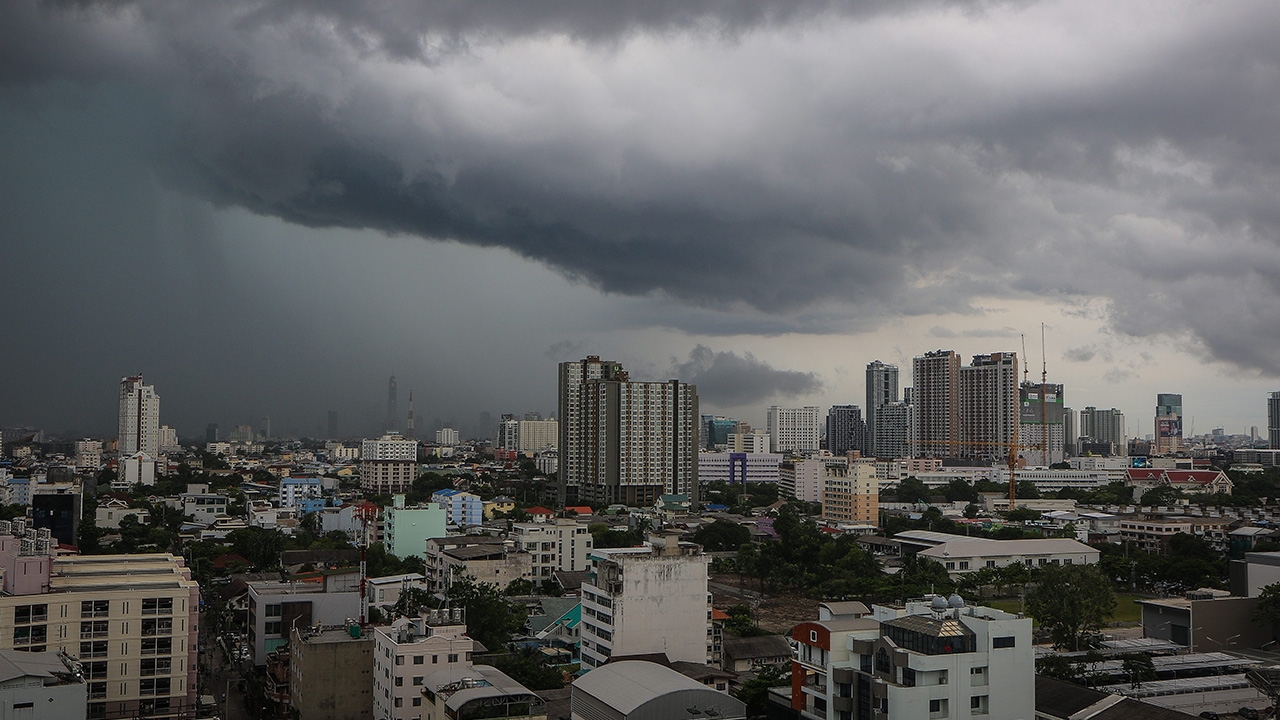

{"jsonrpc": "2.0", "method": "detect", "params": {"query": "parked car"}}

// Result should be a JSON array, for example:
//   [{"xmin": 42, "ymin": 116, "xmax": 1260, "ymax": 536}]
[
  {"xmin": 1198, "ymin": 712, "xmax": 1218, "ymax": 720},
  {"xmin": 1240, "ymin": 707, "xmax": 1260, "ymax": 720}
]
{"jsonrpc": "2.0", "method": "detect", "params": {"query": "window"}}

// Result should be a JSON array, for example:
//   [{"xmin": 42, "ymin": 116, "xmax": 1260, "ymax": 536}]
[
  {"xmin": 395, "ymin": 677, "xmax": 403, "ymax": 687},
  {"xmin": 82, "ymin": 600, "xmax": 110, "ymax": 618},
  {"xmin": 81, "ymin": 621, "xmax": 109, "ymax": 639},
  {"xmin": 141, "ymin": 637, "xmax": 172, "ymax": 655},
  {"xmin": 413, "ymin": 696, "xmax": 422, "ymax": 707},
  {"xmin": 264, "ymin": 621, "xmax": 282, "ymax": 636},
  {"xmin": 139, "ymin": 677, "xmax": 171, "ymax": 696},
  {"xmin": 88, "ymin": 682, "xmax": 107, "ymax": 700},
  {"xmin": 971, "ymin": 695, "xmax": 989, "ymax": 714},
  {"xmin": 14, "ymin": 625, "xmax": 47, "ymax": 646},
  {"xmin": 992, "ymin": 636, "xmax": 1016, "ymax": 649},
  {"xmin": 141, "ymin": 658, "xmax": 171, "ymax": 676},
  {"xmin": 81, "ymin": 641, "xmax": 108, "ymax": 659},
  {"xmin": 141, "ymin": 598, "xmax": 173, "ymax": 616},
  {"xmin": 14, "ymin": 604, "xmax": 47, "ymax": 624},
  {"xmin": 84, "ymin": 661, "xmax": 108, "ymax": 679},
  {"xmin": 142, "ymin": 619, "xmax": 173, "ymax": 636},
  {"xmin": 395, "ymin": 656, "xmax": 404, "ymax": 666},
  {"xmin": 447, "ymin": 654, "xmax": 458, "ymax": 663},
  {"xmin": 394, "ymin": 698, "xmax": 403, "ymax": 708},
  {"xmin": 265, "ymin": 604, "xmax": 282, "ymax": 618},
  {"xmin": 414, "ymin": 655, "xmax": 424, "ymax": 665},
  {"xmin": 875, "ymin": 648, "xmax": 891, "ymax": 673},
  {"xmin": 413, "ymin": 676, "xmax": 423, "ymax": 686}
]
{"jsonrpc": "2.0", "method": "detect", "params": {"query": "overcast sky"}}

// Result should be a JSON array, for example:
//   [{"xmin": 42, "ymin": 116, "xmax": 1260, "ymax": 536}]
[{"xmin": 3, "ymin": 0, "xmax": 1280, "ymax": 441}]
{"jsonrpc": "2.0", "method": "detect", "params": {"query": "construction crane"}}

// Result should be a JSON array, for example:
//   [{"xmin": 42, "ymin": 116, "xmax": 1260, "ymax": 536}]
[
  {"xmin": 923, "ymin": 437, "xmax": 1029, "ymax": 510},
  {"xmin": 355, "ymin": 501, "xmax": 380, "ymax": 624}
]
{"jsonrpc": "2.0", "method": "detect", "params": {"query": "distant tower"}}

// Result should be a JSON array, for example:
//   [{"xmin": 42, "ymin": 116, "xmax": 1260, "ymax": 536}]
[
  {"xmin": 1155, "ymin": 392, "xmax": 1183, "ymax": 454},
  {"xmin": 865, "ymin": 360, "xmax": 899, "ymax": 456},
  {"xmin": 1268, "ymin": 392, "xmax": 1280, "ymax": 449},
  {"xmin": 387, "ymin": 376, "xmax": 399, "ymax": 433},
  {"xmin": 118, "ymin": 374, "xmax": 160, "ymax": 457},
  {"xmin": 205, "ymin": 423, "xmax": 219, "ymax": 443},
  {"xmin": 406, "ymin": 391, "xmax": 415, "ymax": 439}
]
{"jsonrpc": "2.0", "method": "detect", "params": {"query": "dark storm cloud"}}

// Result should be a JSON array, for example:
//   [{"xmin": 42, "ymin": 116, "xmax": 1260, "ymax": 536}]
[
  {"xmin": 670, "ymin": 346, "xmax": 822, "ymax": 406},
  {"xmin": 5, "ymin": 0, "xmax": 1280, "ymax": 379},
  {"xmin": 928, "ymin": 326, "xmax": 1020, "ymax": 339}
]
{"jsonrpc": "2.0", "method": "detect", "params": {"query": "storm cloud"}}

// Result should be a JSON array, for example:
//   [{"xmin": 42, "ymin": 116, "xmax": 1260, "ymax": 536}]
[
  {"xmin": 670, "ymin": 346, "xmax": 822, "ymax": 407},
  {"xmin": 4, "ymin": 0, "xmax": 1280, "ymax": 434}
]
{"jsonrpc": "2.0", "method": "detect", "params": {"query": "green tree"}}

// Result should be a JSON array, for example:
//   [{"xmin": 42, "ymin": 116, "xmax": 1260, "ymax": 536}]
[
  {"xmin": 1119, "ymin": 653, "xmax": 1156, "ymax": 688},
  {"xmin": 693, "ymin": 519, "xmax": 751, "ymax": 552},
  {"xmin": 943, "ymin": 479, "xmax": 979, "ymax": 503},
  {"xmin": 895, "ymin": 477, "xmax": 930, "ymax": 504},
  {"xmin": 446, "ymin": 575, "xmax": 525, "ymax": 651},
  {"xmin": 1025, "ymin": 564, "xmax": 1116, "ymax": 650},
  {"xmin": 491, "ymin": 647, "xmax": 565, "ymax": 690},
  {"xmin": 1252, "ymin": 582, "xmax": 1280, "ymax": 633},
  {"xmin": 1015, "ymin": 481, "xmax": 1041, "ymax": 500},
  {"xmin": 735, "ymin": 664, "xmax": 789, "ymax": 717},
  {"xmin": 391, "ymin": 587, "xmax": 433, "ymax": 618},
  {"xmin": 1005, "ymin": 507, "xmax": 1041, "ymax": 523}
]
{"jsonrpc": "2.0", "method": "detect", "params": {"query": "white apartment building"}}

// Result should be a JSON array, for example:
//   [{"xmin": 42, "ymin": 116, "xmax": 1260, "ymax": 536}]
[
  {"xmin": 177, "ymin": 490, "xmax": 228, "ymax": 524},
  {"xmin": 580, "ymin": 533, "xmax": 711, "ymax": 669},
  {"xmin": 727, "ymin": 431, "xmax": 771, "ymax": 453},
  {"xmin": 558, "ymin": 356, "xmax": 624, "ymax": 504},
  {"xmin": 158, "ymin": 426, "xmax": 179, "ymax": 454},
  {"xmin": 822, "ymin": 460, "xmax": 879, "ymax": 526},
  {"xmin": 0, "ymin": 530, "xmax": 200, "ymax": 720},
  {"xmin": 115, "ymin": 452, "xmax": 156, "ymax": 489},
  {"xmin": 75, "ymin": 439, "xmax": 102, "ymax": 471},
  {"xmin": 434, "ymin": 428, "xmax": 459, "ymax": 446},
  {"xmin": 361, "ymin": 433, "xmax": 419, "ymax": 495},
  {"xmin": 278, "ymin": 476, "xmax": 323, "ymax": 508},
  {"xmin": 118, "ymin": 375, "xmax": 160, "ymax": 458},
  {"xmin": 699, "ymin": 452, "xmax": 783, "ymax": 485},
  {"xmin": 362, "ymin": 433, "xmax": 418, "ymax": 461},
  {"xmin": 517, "ymin": 419, "xmax": 557, "ymax": 452},
  {"xmin": 497, "ymin": 416, "xmax": 520, "ymax": 451},
  {"xmin": 371, "ymin": 612, "xmax": 476, "ymax": 720},
  {"xmin": 781, "ymin": 456, "xmax": 847, "ymax": 504},
  {"xmin": 788, "ymin": 598, "xmax": 1033, "ymax": 720},
  {"xmin": 512, "ymin": 520, "xmax": 593, "ymax": 580},
  {"xmin": 958, "ymin": 353, "xmax": 1019, "ymax": 462},
  {"xmin": 767, "ymin": 406, "xmax": 822, "ymax": 454}
]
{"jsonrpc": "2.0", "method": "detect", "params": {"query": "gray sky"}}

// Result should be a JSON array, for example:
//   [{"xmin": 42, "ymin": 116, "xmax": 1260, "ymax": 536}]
[{"xmin": 3, "ymin": 0, "xmax": 1280, "ymax": 440}]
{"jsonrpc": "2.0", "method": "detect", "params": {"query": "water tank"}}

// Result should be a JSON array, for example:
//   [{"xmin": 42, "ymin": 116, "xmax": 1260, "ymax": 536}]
[
  {"xmin": 948, "ymin": 594, "xmax": 966, "ymax": 609},
  {"xmin": 348, "ymin": 622, "xmax": 361, "ymax": 639},
  {"xmin": 930, "ymin": 596, "xmax": 948, "ymax": 611},
  {"xmin": 452, "ymin": 607, "xmax": 463, "ymax": 623}
]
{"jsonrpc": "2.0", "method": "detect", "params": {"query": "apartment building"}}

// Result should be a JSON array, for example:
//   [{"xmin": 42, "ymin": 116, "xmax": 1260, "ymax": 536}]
[
  {"xmin": 423, "ymin": 537, "xmax": 530, "ymax": 595},
  {"xmin": 699, "ymin": 452, "xmax": 783, "ymax": 485},
  {"xmin": 787, "ymin": 598, "xmax": 1033, "ymax": 720},
  {"xmin": 288, "ymin": 623, "xmax": 374, "ymax": 720},
  {"xmin": 361, "ymin": 432, "xmax": 419, "ymax": 495},
  {"xmin": 430, "ymin": 489, "xmax": 482, "ymax": 528},
  {"xmin": 822, "ymin": 460, "xmax": 878, "ymax": 526},
  {"xmin": 246, "ymin": 574, "xmax": 361, "ymax": 665},
  {"xmin": 511, "ymin": 519, "xmax": 592, "ymax": 580},
  {"xmin": 767, "ymin": 406, "xmax": 822, "ymax": 454},
  {"xmin": 781, "ymin": 456, "xmax": 847, "ymax": 504},
  {"xmin": 383, "ymin": 494, "xmax": 447, "ymax": 560},
  {"xmin": 0, "ymin": 523, "xmax": 198, "ymax": 720},
  {"xmin": 579, "ymin": 533, "xmax": 711, "ymax": 669},
  {"xmin": 372, "ymin": 612, "xmax": 476, "ymax": 720}
]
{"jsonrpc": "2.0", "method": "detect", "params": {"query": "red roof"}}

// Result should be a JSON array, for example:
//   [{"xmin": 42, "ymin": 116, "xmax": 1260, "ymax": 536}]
[
  {"xmin": 1166, "ymin": 470, "xmax": 1227, "ymax": 485},
  {"xmin": 711, "ymin": 608, "xmax": 731, "ymax": 621},
  {"xmin": 526, "ymin": 506, "xmax": 554, "ymax": 516},
  {"xmin": 565, "ymin": 506, "xmax": 593, "ymax": 516}
]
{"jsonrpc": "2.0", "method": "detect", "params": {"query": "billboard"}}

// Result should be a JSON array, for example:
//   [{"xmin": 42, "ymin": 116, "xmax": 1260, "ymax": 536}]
[{"xmin": 1157, "ymin": 415, "xmax": 1182, "ymax": 439}]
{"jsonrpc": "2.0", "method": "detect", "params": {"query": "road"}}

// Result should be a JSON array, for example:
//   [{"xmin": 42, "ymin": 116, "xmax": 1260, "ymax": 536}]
[{"xmin": 199, "ymin": 609, "xmax": 250, "ymax": 719}]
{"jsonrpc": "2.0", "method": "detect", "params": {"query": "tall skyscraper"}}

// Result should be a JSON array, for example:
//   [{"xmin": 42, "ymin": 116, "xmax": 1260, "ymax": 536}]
[
  {"xmin": 959, "ymin": 352, "xmax": 1019, "ymax": 461},
  {"xmin": 577, "ymin": 370, "xmax": 699, "ymax": 506},
  {"xmin": 1018, "ymin": 381, "xmax": 1065, "ymax": 465},
  {"xmin": 498, "ymin": 414, "xmax": 520, "ymax": 450},
  {"xmin": 558, "ymin": 356, "xmax": 625, "ymax": 504},
  {"xmin": 766, "ymin": 406, "xmax": 822, "ymax": 454},
  {"xmin": 865, "ymin": 360, "xmax": 899, "ymax": 455},
  {"xmin": 873, "ymin": 402, "xmax": 912, "ymax": 459},
  {"xmin": 825, "ymin": 405, "xmax": 868, "ymax": 456},
  {"xmin": 1079, "ymin": 406, "xmax": 1126, "ymax": 454},
  {"xmin": 386, "ymin": 376, "xmax": 398, "ymax": 433},
  {"xmin": 1268, "ymin": 392, "xmax": 1280, "ymax": 449},
  {"xmin": 205, "ymin": 423, "xmax": 219, "ymax": 443},
  {"xmin": 1155, "ymin": 392, "xmax": 1183, "ymax": 454},
  {"xmin": 118, "ymin": 375, "xmax": 160, "ymax": 458},
  {"xmin": 911, "ymin": 350, "xmax": 961, "ymax": 458}
]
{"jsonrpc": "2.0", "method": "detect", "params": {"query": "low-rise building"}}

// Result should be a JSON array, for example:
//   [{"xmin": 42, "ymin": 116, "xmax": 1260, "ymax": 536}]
[
  {"xmin": 279, "ymin": 476, "xmax": 324, "ymax": 509},
  {"xmin": 288, "ymin": 623, "xmax": 374, "ymax": 720},
  {"xmin": 372, "ymin": 612, "xmax": 477, "ymax": 720},
  {"xmin": 571, "ymin": 660, "xmax": 746, "ymax": 720},
  {"xmin": 431, "ymin": 489, "xmax": 483, "ymax": 528},
  {"xmin": 246, "ymin": 573, "xmax": 361, "ymax": 665},
  {"xmin": 698, "ymin": 452, "xmax": 783, "ymax": 485},
  {"xmin": 94, "ymin": 497, "xmax": 150, "ymax": 529},
  {"xmin": 916, "ymin": 538, "xmax": 1100, "ymax": 574},
  {"xmin": 420, "ymin": 664, "xmax": 547, "ymax": 720},
  {"xmin": 383, "ymin": 495, "xmax": 447, "ymax": 561},
  {"xmin": 512, "ymin": 520, "xmax": 593, "ymax": 580},
  {"xmin": 0, "ymin": 648, "xmax": 87, "ymax": 720}
]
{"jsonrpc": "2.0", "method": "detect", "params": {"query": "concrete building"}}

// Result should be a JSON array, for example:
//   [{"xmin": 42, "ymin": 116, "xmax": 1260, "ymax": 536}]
[
  {"xmin": 571, "ymin": 660, "xmax": 745, "ymax": 720},
  {"xmin": 383, "ymin": 495, "xmax": 447, "ymax": 560},
  {"xmin": 1269, "ymin": 392, "xmax": 1280, "ymax": 450},
  {"xmin": 158, "ymin": 426, "xmax": 179, "ymax": 454},
  {"xmin": 95, "ymin": 498, "xmax": 150, "ymax": 530},
  {"xmin": 1155, "ymin": 393, "xmax": 1184, "ymax": 455},
  {"xmin": 74, "ymin": 439, "xmax": 102, "ymax": 472},
  {"xmin": 430, "ymin": 489, "xmax": 482, "ymax": 529},
  {"xmin": 698, "ymin": 452, "xmax": 783, "ymax": 485},
  {"xmin": 424, "ymin": 537, "xmax": 532, "ymax": 595},
  {"xmin": 958, "ymin": 352, "xmax": 1019, "ymax": 462},
  {"xmin": 915, "ymin": 537, "xmax": 1100, "ymax": 574},
  {"xmin": 874, "ymin": 402, "xmax": 914, "ymax": 460},
  {"xmin": 372, "ymin": 612, "xmax": 476, "ymax": 720},
  {"xmin": 246, "ymin": 574, "xmax": 361, "ymax": 665},
  {"xmin": 558, "ymin": 356, "xmax": 625, "ymax": 504},
  {"xmin": 579, "ymin": 533, "xmax": 711, "ymax": 669},
  {"xmin": 288, "ymin": 623, "xmax": 374, "ymax": 720},
  {"xmin": 704, "ymin": 415, "xmax": 739, "ymax": 450},
  {"xmin": 1019, "ymin": 381, "xmax": 1067, "ymax": 465},
  {"xmin": 434, "ymin": 428, "xmax": 459, "ymax": 446},
  {"xmin": 117, "ymin": 375, "xmax": 160, "ymax": 458},
  {"xmin": 279, "ymin": 476, "xmax": 323, "ymax": 509},
  {"xmin": 912, "ymin": 350, "xmax": 961, "ymax": 459},
  {"xmin": 1079, "ymin": 407, "xmax": 1127, "ymax": 455},
  {"xmin": 767, "ymin": 406, "xmax": 822, "ymax": 454},
  {"xmin": 827, "ymin": 405, "xmax": 869, "ymax": 457},
  {"xmin": 0, "ymin": 532, "xmax": 199, "ymax": 720},
  {"xmin": 497, "ymin": 415, "xmax": 520, "ymax": 451},
  {"xmin": 421, "ymin": 663, "xmax": 547, "ymax": 720},
  {"xmin": 518, "ymin": 419, "xmax": 558, "ymax": 453},
  {"xmin": 361, "ymin": 432, "xmax": 419, "ymax": 495},
  {"xmin": 1139, "ymin": 592, "xmax": 1262, "ymax": 651},
  {"xmin": 512, "ymin": 520, "xmax": 593, "ymax": 580},
  {"xmin": 781, "ymin": 456, "xmax": 847, "ymax": 504},
  {"xmin": 787, "ymin": 598, "xmax": 1033, "ymax": 720},
  {"xmin": 0, "ymin": 649, "xmax": 87, "ymax": 720},
  {"xmin": 115, "ymin": 452, "xmax": 156, "ymax": 489},
  {"xmin": 866, "ymin": 360, "xmax": 900, "ymax": 458},
  {"xmin": 1231, "ymin": 550, "xmax": 1280, "ymax": 598},
  {"xmin": 176, "ymin": 488, "xmax": 228, "ymax": 524},
  {"xmin": 822, "ymin": 460, "xmax": 879, "ymax": 526},
  {"xmin": 726, "ymin": 431, "xmax": 771, "ymax": 454}
]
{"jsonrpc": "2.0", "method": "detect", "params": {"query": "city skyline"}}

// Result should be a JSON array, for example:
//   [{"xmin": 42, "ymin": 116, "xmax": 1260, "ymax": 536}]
[{"xmin": 5, "ymin": 2, "xmax": 1280, "ymax": 440}]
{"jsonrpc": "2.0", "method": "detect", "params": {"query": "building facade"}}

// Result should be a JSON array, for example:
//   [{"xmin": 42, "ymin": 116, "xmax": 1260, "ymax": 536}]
[
  {"xmin": 512, "ymin": 520, "xmax": 593, "ymax": 579},
  {"xmin": 826, "ymin": 405, "xmax": 869, "ymax": 457},
  {"xmin": 117, "ymin": 375, "xmax": 160, "ymax": 458},
  {"xmin": 912, "ymin": 351, "xmax": 961, "ymax": 459},
  {"xmin": 1269, "ymin": 391, "xmax": 1280, "ymax": 450},
  {"xmin": 558, "ymin": 356, "xmax": 625, "ymax": 504},
  {"xmin": 371, "ymin": 613, "xmax": 476, "ymax": 720},
  {"xmin": 580, "ymin": 534, "xmax": 711, "ymax": 669},
  {"xmin": 821, "ymin": 460, "xmax": 879, "ymax": 526},
  {"xmin": 866, "ymin": 361, "xmax": 900, "ymax": 457},
  {"xmin": 874, "ymin": 402, "xmax": 913, "ymax": 460},
  {"xmin": 698, "ymin": 452, "xmax": 783, "ymax": 485},
  {"xmin": 288, "ymin": 624, "xmax": 374, "ymax": 720},
  {"xmin": 383, "ymin": 495, "xmax": 447, "ymax": 560},
  {"xmin": 958, "ymin": 352, "xmax": 1019, "ymax": 462},
  {"xmin": 1155, "ymin": 393, "xmax": 1183, "ymax": 455},
  {"xmin": 767, "ymin": 406, "xmax": 822, "ymax": 455}
]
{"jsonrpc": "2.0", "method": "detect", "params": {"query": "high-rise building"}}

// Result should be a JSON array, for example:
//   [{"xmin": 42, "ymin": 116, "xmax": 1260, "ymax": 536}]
[
  {"xmin": 1078, "ymin": 407, "xmax": 1126, "ymax": 456},
  {"xmin": 825, "ymin": 405, "xmax": 869, "ymax": 456},
  {"xmin": 360, "ymin": 432, "xmax": 419, "ymax": 495},
  {"xmin": 873, "ymin": 402, "xmax": 912, "ymax": 459},
  {"xmin": 0, "ymin": 533, "xmax": 200, "ymax": 720},
  {"xmin": 557, "ymin": 356, "xmax": 625, "ymax": 504},
  {"xmin": 118, "ymin": 375, "xmax": 160, "ymax": 458},
  {"xmin": 1063, "ymin": 407, "xmax": 1076, "ymax": 456},
  {"xmin": 205, "ymin": 423, "xmax": 219, "ymax": 443},
  {"xmin": 1268, "ymin": 392, "xmax": 1280, "ymax": 449},
  {"xmin": 579, "ymin": 375, "xmax": 699, "ymax": 507},
  {"xmin": 911, "ymin": 351, "xmax": 960, "ymax": 458},
  {"xmin": 406, "ymin": 391, "xmax": 415, "ymax": 439},
  {"xmin": 1018, "ymin": 381, "xmax": 1066, "ymax": 465},
  {"xmin": 766, "ymin": 406, "xmax": 822, "ymax": 455},
  {"xmin": 703, "ymin": 415, "xmax": 738, "ymax": 450},
  {"xmin": 580, "ymin": 534, "xmax": 710, "ymax": 669},
  {"xmin": 497, "ymin": 414, "xmax": 520, "ymax": 451},
  {"xmin": 434, "ymin": 428, "xmax": 459, "ymax": 446},
  {"xmin": 959, "ymin": 352, "xmax": 1019, "ymax": 461},
  {"xmin": 820, "ymin": 459, "xmax": 878, "ymax": 525},
  {"xmin": 865, "ymin": 360, "xmax": 899, "ymax": 455},
  {"xmin": 1155, "ymin": 393, "xmax": 1183, "ymax": 454},
  {"xmin": 74, "ymin": 438, "xmax": 102, "ymax": 472},
  {"xmin": 386, "ymin": 376, "xmax": 399, "ymax": 433},
  {"xmin": 516, "ymin": 419, "xmax": 557, "ymax": 452}
]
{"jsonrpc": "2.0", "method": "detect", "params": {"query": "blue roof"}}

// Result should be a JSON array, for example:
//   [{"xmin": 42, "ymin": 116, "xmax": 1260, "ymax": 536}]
[{"xmin": 704, "ymin": 504, "xmax": 729, "ymax": 511}]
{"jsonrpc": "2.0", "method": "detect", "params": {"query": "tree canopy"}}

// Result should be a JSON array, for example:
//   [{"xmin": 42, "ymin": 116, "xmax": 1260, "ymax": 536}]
[{"xmin": 1025, "ymin": 563, "xmax": 1116, "ymax": 650}]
